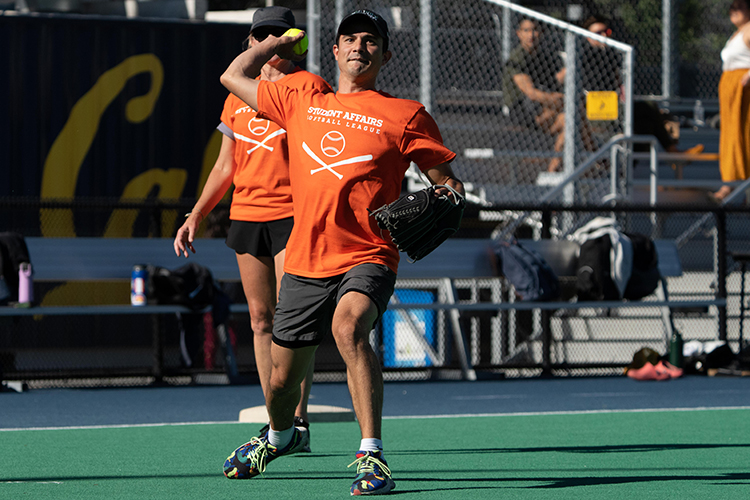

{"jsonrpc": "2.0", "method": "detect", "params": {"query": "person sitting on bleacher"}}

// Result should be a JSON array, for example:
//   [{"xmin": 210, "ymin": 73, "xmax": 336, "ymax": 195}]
[
  {"xmin": 502, "ymin": 17, "xmax": 567, "ymax": 173},
  {"xmin": 578, "ymin": 14, "xmax": 704, "ymax": 158}
]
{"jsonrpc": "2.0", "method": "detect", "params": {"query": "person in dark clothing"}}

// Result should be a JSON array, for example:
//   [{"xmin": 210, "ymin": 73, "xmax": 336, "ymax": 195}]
[
  {"xmin": 580, "ymin": 15, "xmax": 704, "ymax": 156},
  {"xmin": 503, "ymin": 18, "xmax": 567, "ymax": 172}
]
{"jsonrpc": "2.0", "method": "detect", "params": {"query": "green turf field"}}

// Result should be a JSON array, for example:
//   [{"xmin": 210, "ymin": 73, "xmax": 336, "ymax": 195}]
[{"xmin": 2, "ymin": 409, "xmax": 748, "ymax": 499}]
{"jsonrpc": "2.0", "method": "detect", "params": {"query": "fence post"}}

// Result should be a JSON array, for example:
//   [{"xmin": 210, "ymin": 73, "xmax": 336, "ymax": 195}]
[
  {"xmin": 717, "ymin": 209, "xmax": 728, "ymax": 341},
  {"xmin": 541, "ymin": 208, "xmax": 552, "ymax": 376},
  {"xmin": 305, "ymin": 0, "xmax": 320, "ymax": 76},
  {"xmin": 541, "ymin": 309, "xmax": 552, "ymax": 377},
  {"xmin": 662, "ymin": 0, "xmax": 675, "ymax": 98},
  {"xmin": 563, "ymin": 31, "xmax": 577, "ymax": 205},
  {"xmin": 419, "ymin": 0, "xmax": 433, "ymax": 113}
]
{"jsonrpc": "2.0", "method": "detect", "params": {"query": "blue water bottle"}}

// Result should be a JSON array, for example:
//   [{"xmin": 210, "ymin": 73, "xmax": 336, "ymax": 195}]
[{"xmin": 131, "ymin": 265, "xmax": 147, "ymax": 306}]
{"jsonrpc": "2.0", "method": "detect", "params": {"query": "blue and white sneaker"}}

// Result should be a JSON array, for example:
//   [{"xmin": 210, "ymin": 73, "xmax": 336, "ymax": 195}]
[
  {"xmin": 348, "ymin": 450, "xmax": 395, "ymax": 495},
  {"xmin": 223, "ymin": 428, "xmax": 308, "ymax": 479}
]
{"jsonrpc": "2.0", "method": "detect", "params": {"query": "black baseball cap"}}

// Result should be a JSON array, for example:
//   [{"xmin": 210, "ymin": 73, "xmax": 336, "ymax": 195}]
[
  {"xmin": 251, "ymin": 6, "xmax": 296, "ymax": 32},
  {"xmin": 337, "ymin": 9, "xmax": 390, "ymax": 52}
]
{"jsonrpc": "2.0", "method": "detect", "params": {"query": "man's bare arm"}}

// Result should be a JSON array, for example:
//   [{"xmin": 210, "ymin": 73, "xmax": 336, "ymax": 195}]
[
  {"xmin": 513, "ymin": 73, "xmax": 563, "ymax": 105},
  {"xmin": 424, "ymin": 162, "xmax": 464, "ymax": 199},
  {"xmin": 220, "ymin": 32, "xmax": 306, "ymax": 110}
]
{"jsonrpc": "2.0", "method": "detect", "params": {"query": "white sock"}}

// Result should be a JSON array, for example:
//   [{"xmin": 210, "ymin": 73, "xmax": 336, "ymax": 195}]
[
  {"xmin": 268, "ymin": 426, "xmax": 295, "ymax": 448},
  {"xmin": 359, "ymin": 438, "xmax": 383, "ymax": 453}
]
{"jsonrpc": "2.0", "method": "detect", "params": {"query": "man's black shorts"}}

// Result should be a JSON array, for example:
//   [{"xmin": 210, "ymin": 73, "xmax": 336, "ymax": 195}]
[
  {"xmin": 273, "ymin": 263, "xmax": 397, "ymax": 348},
  {"xmin": 225, "ymin": 217, "xmax": 294, "ymax": 257}
]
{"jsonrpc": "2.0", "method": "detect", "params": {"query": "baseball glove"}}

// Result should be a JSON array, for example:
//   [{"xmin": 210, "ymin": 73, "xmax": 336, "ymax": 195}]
[{"xmin": 369, "ymin": 185, "xmax": 465, "ymax": 262}]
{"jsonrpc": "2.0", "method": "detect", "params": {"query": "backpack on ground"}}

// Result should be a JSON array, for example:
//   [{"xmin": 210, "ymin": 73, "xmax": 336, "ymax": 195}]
[{"xmin": 492, "ymin": 240, "xmax": 560, "ymax": 301}]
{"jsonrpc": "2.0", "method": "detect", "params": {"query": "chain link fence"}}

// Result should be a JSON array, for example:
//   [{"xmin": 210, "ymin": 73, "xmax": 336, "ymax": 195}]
[
  {"xmin": 307, "ymin": 0, "xmax": 731, "ymax": 101},
  {"xmin": 527, "ymin": 0, "xmax": 731, "ymax": 101},
  {"xmin": 309, "ymin": 0, "xmax": 632, "ymax": 205}
]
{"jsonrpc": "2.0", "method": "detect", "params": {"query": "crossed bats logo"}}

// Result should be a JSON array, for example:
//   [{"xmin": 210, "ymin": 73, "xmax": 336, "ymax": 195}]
[
  {"xmin": 234, "ymin": 117, "xmax": 286, "ymax": 155},
  {"xmin": 303, "ymin": 130, "xmax": 373, "ymax": 180}
]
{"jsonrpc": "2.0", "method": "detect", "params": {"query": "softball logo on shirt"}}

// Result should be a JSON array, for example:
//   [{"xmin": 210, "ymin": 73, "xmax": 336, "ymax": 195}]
[
  {"xmin": 321, "ymin": 131, "xmax": 345, "ymax": 157},
  {"xmin": 247, "ymin": 117, "xmax": 271, "ymax": 136},
  {"xmin": 303, "ymin": 130, "xmax": 372, "ymax": 180},
  {"xmin": 234, "ymin": 117, "xmax": 287, "ymax": 156}
]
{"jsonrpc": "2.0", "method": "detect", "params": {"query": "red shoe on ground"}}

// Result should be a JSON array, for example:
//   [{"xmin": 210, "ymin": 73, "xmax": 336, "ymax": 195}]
[
  {"xmin": 655, "ymin": 360, "xmax": 683, "ymax": 378},
  {"xmin": 627, "ymin": 362, "xmax": 670, "ymax": 381}
]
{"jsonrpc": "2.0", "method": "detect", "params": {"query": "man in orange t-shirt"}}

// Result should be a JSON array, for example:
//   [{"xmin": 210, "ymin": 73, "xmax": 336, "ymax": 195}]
[
  {"xmin": 174, "ymin": 7, "xmax": 331, "ymax": 449},
  {"xmin": 220, "ymin": 10, "xmax": 463, "ymax": 495}
]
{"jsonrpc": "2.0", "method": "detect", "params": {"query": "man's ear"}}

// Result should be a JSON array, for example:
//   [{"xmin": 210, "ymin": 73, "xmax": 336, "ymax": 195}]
[
  {"xmin": 382, "ymin": 50, "xmax": 392, "ymax": 65},
  {"xmin": 333, "ymin": 44, "xmax": 339, "ymax": 58}
]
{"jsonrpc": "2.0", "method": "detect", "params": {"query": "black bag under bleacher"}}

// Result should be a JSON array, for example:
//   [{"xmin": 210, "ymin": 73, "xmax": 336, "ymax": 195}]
[
  {"xmin": 146, "ymin": 262, "xmax": 231, "ymax": 324},
  {"xmin": 493, "ymin": 240, "xmax": 560, "ymax": 301},
  {"xmin": 147, "ymin": 262, "xmax": 213, "ymax": 309},
  {"xmin": 146, "ymin": 262, "xmax": 232, "ymax": 369},
  {"xmin": 623, "ymin": 232, "xmax": 660, "ymax": 300}
]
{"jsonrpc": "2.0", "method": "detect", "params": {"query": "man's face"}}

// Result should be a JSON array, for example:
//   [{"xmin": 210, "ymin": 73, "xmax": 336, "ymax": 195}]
[
  {"xmin": 334, "ymin": 20, "xmax": 391, "ymax": 82},
  {"xmin": 516, "ymin": 20, "xmax": 540, "ymax": 52},
  {"xmin": 587, "ymin": 22, "xmax": 610, "ymax": 49}
]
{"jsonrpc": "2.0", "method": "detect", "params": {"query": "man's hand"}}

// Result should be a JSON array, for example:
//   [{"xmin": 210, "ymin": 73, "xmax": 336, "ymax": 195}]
[
  {"xmin": 433, "ymin": 182, "xmax": 464, "ymax": 201},
  {"xmin": 272, "ymin": 31, "xmax": 308, "ymax": 62},
  {"xmin": 543, "ymin": 91, "xmax": 564, "ymax": 106}
]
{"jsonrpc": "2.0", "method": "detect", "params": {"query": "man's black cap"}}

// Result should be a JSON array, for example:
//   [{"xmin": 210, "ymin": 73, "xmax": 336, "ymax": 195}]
[
  {"xmin": 337, "ymin": 9, "xmax": 390, "ymax": 52},
  {"xmin": 251, "ymin": 6, "xmax": 296, "ymax": 32}
]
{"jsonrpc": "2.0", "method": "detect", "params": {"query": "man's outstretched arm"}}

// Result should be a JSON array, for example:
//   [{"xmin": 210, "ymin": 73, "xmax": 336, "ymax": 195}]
[{"xmin": 220, "ymin": 32, "xmax": 307, "ymax": 110}]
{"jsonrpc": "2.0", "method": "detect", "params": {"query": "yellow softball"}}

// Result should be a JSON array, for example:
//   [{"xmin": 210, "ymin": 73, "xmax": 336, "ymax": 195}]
[{"xmin": 283, "ymin": 28, "xmax": 308, "ymax": 55}]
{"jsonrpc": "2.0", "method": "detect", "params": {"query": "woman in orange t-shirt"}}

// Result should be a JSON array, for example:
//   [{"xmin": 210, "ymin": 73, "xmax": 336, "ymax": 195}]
[{"xmin": 173, "ymin": 7, "xmax": 331, "ymax": 439}]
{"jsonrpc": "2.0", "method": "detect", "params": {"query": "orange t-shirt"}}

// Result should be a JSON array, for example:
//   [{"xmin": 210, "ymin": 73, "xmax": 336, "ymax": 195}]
[
  {"xmin": 256, "ymin": 84, "xmax": 456, "ymax": 278},
  {"xmin": 219, "ymin": 68, "xmax": 331, "ymax": 222}
]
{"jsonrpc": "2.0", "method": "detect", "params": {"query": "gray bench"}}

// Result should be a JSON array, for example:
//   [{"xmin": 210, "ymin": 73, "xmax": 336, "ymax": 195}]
[
  {"xmin": 1, "ymin": 237, "xmax": 492, "ymax": 382},
  {"xmin": 519, "ymin": 238, "xmax": 683, "ymax": 343},
  {"xmin": 1, "ymin": 237, "xmax": 243, "ymax": 381},
  {"xmin": 391, "ymin": 237, "xmax": 726, "ymax": 376},
  {"xmin": 0, "ymin": 236, "xmax": 722, "ymax": 382}
]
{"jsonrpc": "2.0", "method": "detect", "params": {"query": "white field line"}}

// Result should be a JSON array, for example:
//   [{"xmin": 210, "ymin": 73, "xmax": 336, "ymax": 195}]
[
  {"xmin": 0, "ymin": 420, "xmax": 243, "ymax": 432},
  {"xmin": 383, "ymin": 406, "xmax": 750, "ymax": 420},
  {"xmin": 1, "ymin": 406, "xmax": 749, "ymax": 431}
]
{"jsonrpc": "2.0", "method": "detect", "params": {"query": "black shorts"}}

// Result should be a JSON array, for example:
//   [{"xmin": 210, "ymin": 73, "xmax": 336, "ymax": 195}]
[
  {"xmin": 225, "ymin": 217, "xmax": 294, "ymax": 257},
  {"xmin": 273, "ymin": 263, "xmax": 397, "ymax": 348}
]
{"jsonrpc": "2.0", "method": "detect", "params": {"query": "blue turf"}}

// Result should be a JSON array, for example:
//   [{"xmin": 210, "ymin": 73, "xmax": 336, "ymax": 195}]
[{"xmin": 1, "ymin": 376, "xmax": 749, "ymax": 429}]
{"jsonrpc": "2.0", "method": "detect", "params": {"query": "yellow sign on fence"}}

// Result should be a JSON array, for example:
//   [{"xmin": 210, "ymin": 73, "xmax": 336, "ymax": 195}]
[{"xmin": 586, "ymin": 91, "xmax": 619, "ymax": 121}]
